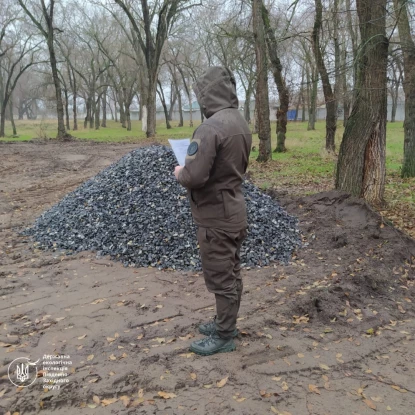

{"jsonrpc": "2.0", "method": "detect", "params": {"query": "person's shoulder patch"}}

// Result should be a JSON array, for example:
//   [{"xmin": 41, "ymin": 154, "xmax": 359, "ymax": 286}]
[{"xmin": 187, "ymin": 141, "xmax": 199, "ymax": 156}]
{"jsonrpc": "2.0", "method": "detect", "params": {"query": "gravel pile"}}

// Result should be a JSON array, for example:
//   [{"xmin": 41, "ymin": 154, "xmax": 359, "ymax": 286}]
[{"xmin": 23, "ymin": 146, "xmax": 301, "ymax": 270}]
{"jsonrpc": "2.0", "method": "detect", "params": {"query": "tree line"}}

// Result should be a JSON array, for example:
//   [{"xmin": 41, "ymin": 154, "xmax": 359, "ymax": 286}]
[{"xmin": 0, "ymin": 0, "xmax": 414, "ymax": 205}]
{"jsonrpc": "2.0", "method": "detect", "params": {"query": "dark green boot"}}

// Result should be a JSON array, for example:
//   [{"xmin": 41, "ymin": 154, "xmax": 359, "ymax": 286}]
[
  {"xmin": 199, "ymin": 317, "xmax": 238, "ymax": 337},
  {"xmin": 190, "ymin": 334, "xmax": 236, "ymax": 356}
]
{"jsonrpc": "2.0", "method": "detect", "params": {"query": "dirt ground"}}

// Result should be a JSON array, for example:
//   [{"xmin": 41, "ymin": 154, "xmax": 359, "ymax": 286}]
[{"xmin": 1, "ymin": 141, "xmax": 415, "ymax": 415}]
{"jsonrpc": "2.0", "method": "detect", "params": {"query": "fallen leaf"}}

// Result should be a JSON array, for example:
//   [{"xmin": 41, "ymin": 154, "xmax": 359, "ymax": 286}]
[
  {"xmin": 234, "ymin": 397, "xmax": 246, "ymax": 402},
  {"xmin": 91, "ymin": 298, "xmax": 106, "ymax": 305},
  {"xmin": 93, "ymin": 396, "xmax": 100, "ymax": 405},
  {"xmin": 101, "ymin": 397, "xmax": 118, "ymax": 406},
  {"xmin": 179, "ymin": 353, "xmax": 194, "ymax": 358},
  {"xmin": 298, "ymin": 353, "xmax": 305, "ymax": 358},
  {"xmin": 107, "ymin": 337, "xmax": 116, "ymax": 343},
  {"xmin": 131, "ymin": 398, "xmax": 145, "ymax": 407},
  {"xmin": 109, "ymin": 354, "xmax": 117, "ymax": 361},
  {"xmin": 272, "ymin": 376, "xmax": 282, "ymax": 381},
  {"xmin": 397, "ymin": 304, "xmax": 406, "ymax": 314},
  {"xmin": 386, "ymin": 406, "xmax": 392, "ymax": 411},
  {"xmin": 136, "ymin": 334, "xmax": 143, "ymax": 340},
  {"xmin": 282, "ymin": 381, "xmax": 289, "ymax": 391},
  {"xmin": 363, "ymin": 399, "xmax": 376, "ymax": 410},
  {"xmin": 120, "ymin": 396, "xmax": 130, "ymax": 407},
  {"xmin": 371, "ymin": 396, "xmax": 383, "ymax": 403},
  {"xmin": 88, "ymin": 378, "xmax": 99, "ymax": 383},
  {"xmin": 158, "ymin": 391, "xmax": 177, "ymax": 399},
  {"xmin": 78, "ymin": 334, "xmax": 87, "ymax": 340},
  {"xmin": 308, "ymin": 384, "xmax": 320, "ymax": 395},
  {"xmin": 190, "ymin": 373, "xmax": 197, "ymax": 380},
  {"xmin": 0, "ymin": 389, "xmax": 7, "ymax": 398},
  {"xmin": 87, "ymin": 404, "xmax": 97, "ymax": 409},
  {"xmin": 319, "ymin": 363, "xmax": 330, "ymax": 370},
  {"xmin": 138, "ymin": 389, "xmax": 144, "ymax": 398},
  {"xmin": 217, "ymin": 376, "xmax": 229, "ymax": 388},
  {"xmin": 204, "ymin": 384, "xmax": 213, "ymax": 389},
  {"xmin": 87, "ymin": 354, "xmax": 94, "ymax": 361}
]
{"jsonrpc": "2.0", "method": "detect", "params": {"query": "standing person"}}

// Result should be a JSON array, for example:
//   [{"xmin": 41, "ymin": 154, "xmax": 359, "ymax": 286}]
[{"xmin": 174, "ymin": 67, "xmax": 252, "ymax": 356}]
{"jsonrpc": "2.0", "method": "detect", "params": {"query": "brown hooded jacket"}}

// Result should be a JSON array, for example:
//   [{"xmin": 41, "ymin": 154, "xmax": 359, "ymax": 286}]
[{"xmin": 177, "ymin": 67, "xmax": 252, "ymax": 231}]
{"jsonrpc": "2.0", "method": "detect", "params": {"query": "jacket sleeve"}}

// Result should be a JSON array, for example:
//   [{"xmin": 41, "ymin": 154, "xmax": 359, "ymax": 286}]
[{"xmin": 177, "ymin": 125, "xmax": 218, "ymax": 189}]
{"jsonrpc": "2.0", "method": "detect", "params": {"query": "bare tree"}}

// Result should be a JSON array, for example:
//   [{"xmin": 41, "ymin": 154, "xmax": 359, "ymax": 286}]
[
  {"xmin": 336, "ymin": 0, "xmax": 389, "ymax": 206},
  {"xmin": 18, "ymin": 0, "xmax": 71, "ymax": 140},
  {"xmin": 0, "ymin": 15, "xmax": 39, "ymax": 137},
  {"xmin": 252, "ymin": 0, "xmax": 271, "ymax": 162},
  {"xmin": 261, "ymin": 1, "xmax": 289, "ymax": 153},
  {"xmin": 393, "ymin": 0, "xmax": 415, "ymax": 177},
  {"xmin": 312, "ymin": 0, "xmax": 337, "ymax": 152},
  {"xmin": 113, "ymin": 0, "xmax": 201, "ymax": 138}
]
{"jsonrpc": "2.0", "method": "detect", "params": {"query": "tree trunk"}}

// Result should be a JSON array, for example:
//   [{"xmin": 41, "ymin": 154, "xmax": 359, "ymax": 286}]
[
  {"xmin": 47, "ymin": 32, "xmax": 68, "ymax": 139},
  {"xmin": 346, "ymin": 0, "xmax": 358, "ymax": 88},
  {"xmin": 336, "ymin": 0, "xmax": 388, "ymax": 206},
  {"xmin": 18, "ymin": 99, "xmax": 24, "ymax": 120},
  {"xmin": 9, "ymin": 100, "xmax": 17, "ymax": 136},
  {"xmin": 390, "ymin": 88, "xmax": 398, "ymax": 123},
  {"xmin": 72, "ymin": 72, "xmax": 78, "ymax": 131},
  {"xmin": 244, "ymin": 87, "xmax": 252, "ymax": 124},
  {"xmin": 295, "ymin": 68, "xmax": 304, "ymax": 122},
  {"xmin": 95, "ymin": 94, "xmax": 101, "ymax": 130},
  {"xmin": 308, "ymin": 65, "xmax": 318, "ymax": 131},
  {"xmin": 189, "ymin": 93, "xmax": 193, "ymax": 128},
  {"xmin": 168, "ymin": 83, "xmax": 176, "ymax": 121},
  {"xmin": 252, "ymin": 0, "xmax": 271, "ymax": 162},
  {"xmin": 141, "ymin": 105, "xmax": 147, "ymax": 132},
  {"xmin": 64, "ymin": 88, "xmax": 70, "ymax": 130},
  {"xmin": 261, "ymin": 2, "xmax": 288, "ymax": 153},
  {"xmin": 0, "ymin": 106, "xmax": 6, "ymax": 137},
  {"xmin": 117, "ymin": 90, "xmax": 126, "ymax": 128},
  {"xmin": 84, "ymin": 96, "xmax": 91, "ymax": 129},
  {"xmin": 312, "ymin": 0, "xmax": 337, "ymax": 152},
  {"xmin": 89, "ymin": 90, "xmax": 95, "ymax": 129},
  {"xmin": 177, "ymin": 89, "xmax": 183, "ymax": 127},
  {"xmin": 126, "ymin": 105, "xmax": 131, "ymax": 131},
  {"xmin": 342, "ymin": 48, "xmax": 350, "ymax": 127},
  {"xmin": 157, "ymin": 81, "xmax": 171, "ymax": 129},
  {"xmin": 145, "ymin": 75, "xmax": 157, "ymax": 137},
  {"xmin": 101, "ymin": 88, "xmax": 107, "ymax": 127},
  {"xmin": 394, "ymin": 0, "xmax": 415, "ymax": 177}
]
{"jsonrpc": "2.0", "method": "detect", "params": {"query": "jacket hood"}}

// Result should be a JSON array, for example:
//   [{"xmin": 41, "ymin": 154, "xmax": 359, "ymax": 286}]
[{"xmin": 193, "ymin": 67, "xmax": 239, "ymax": 118}]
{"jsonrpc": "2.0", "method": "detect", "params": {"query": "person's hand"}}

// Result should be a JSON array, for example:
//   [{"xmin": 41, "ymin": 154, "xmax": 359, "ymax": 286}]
[{"xmin": 174, "ymin": 166, "xmax": 184, "ymax": 180}]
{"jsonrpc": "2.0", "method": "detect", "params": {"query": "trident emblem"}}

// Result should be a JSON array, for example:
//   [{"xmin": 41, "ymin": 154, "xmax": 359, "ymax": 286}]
[{"xmin": 16, "ymin": 363, "xmax": 29, "ymax": 382}]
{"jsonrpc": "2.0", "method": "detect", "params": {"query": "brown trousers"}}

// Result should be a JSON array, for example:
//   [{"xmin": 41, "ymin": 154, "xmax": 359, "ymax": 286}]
[{"xmin": 197, "ymin": 227, "xmax": 247, "ymax": 339}]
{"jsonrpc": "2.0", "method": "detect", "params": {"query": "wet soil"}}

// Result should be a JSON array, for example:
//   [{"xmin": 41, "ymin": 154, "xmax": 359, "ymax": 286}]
[{"xmin": 1, "ymin": 142, "xmax": 414, "ymax": 415}]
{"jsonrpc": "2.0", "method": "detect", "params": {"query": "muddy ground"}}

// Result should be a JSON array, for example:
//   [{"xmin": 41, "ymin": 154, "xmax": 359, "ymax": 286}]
[{"xmin": 1, "ymin": 141, "xmax": 414, "ymax": 415}]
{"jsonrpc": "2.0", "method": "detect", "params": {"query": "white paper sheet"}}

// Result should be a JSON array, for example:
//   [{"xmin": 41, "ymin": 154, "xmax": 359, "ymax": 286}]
[{"xmin": 168, "ymin": 138, "xmax": 191, "ymax": 166}]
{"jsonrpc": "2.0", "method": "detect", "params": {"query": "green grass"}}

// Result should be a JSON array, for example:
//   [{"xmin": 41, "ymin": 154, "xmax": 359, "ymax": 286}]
[
  {"xmin": 0, "ymin": 119, "xmax": 201, "ymax": 142},
  {"xmin": 2, "ymin": 117, "xmax": 413, "ymax": 237}
]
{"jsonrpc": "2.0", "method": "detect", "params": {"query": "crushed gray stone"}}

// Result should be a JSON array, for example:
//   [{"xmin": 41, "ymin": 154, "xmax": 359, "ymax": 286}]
[{"xmin": 23, "ymin": 146, "xmax": 301, "ymax": 270}]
